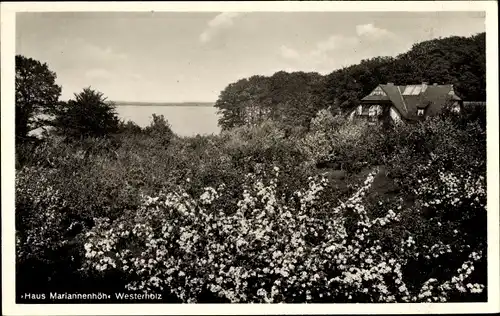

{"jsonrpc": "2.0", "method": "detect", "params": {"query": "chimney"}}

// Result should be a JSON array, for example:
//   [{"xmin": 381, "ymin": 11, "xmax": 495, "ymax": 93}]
[
  {"xmin": 387, "ymin": 82, "xmax": 394, "ymax": 86},
  {"xmin": 422, "ymin": 82, "xmax": 428, "ymax": 92}
]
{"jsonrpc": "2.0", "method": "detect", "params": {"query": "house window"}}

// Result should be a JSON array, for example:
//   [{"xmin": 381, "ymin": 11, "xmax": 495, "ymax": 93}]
[
  {"xmin": 417, "ymin": 109, "xmax": 424, "ymax": 116},
  {"xmin": 369, "ymin": 105, "xmax": 382, "ymax": 116},
  {"xmin": 368, "ymin": 105, "xmax": 382, "ymax": 123}
]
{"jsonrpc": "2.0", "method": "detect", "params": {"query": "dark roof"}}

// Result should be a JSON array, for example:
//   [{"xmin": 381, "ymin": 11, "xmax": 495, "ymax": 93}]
[
  {"xmin": 362, "ymin": 83, "xmax": 461, "ymax": 120},
  {"xmin": 361, "ymin": 94, "xmax": 390, "ymax": 102}
]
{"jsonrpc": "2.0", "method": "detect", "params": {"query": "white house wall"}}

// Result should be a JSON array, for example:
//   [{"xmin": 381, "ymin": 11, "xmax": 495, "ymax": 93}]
[
  {"xmin": 451, "ymin": 101, "xmax": 461, "ymax": 113},
  {"xmin": 349, "ymin": 110, "xmax": 356, "ymax": 121},
  {"xmin": 390, "ymin": 106, "xmax": 402, "ymax": 124}
]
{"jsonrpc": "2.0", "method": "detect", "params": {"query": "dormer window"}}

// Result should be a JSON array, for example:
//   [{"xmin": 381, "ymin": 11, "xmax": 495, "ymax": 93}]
[{"xmin": 417, "ymin": 109, "xmax": 424, "ymax": 116}]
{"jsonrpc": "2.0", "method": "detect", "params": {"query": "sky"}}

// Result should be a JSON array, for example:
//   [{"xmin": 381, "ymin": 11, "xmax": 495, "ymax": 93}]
[{"xmin": 16, "ymin": 11, "xmax": 485, "ymax": 103}]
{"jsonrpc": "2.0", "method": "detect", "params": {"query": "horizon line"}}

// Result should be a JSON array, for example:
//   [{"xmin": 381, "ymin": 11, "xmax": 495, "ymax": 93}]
[{"xmin": 108, "ymin": 100, "xmax": 216, "ymax": 105}]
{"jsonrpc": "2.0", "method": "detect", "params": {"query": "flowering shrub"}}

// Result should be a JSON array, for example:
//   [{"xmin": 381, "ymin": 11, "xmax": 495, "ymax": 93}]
[
  {"xmin": 415, "ymin": 168, "xmax": 486, "ymax": 211},
  {"xmin": 16, "ymin": 167, "xmax": 69, "ymax": 263},
  {"xmin": 301, "ymin": 118, "xmax": 386, "ymax": 173},
  {"xmin": 16, "ymin": 109, "xmax": 486, "ymax": 302},
  {"xmin": 83, "ymin": 166, "xmax": 486, "ymax": 303},
  {"xmin": 15, "ymin": 165, "xmax": 95, "ymax": 293}
]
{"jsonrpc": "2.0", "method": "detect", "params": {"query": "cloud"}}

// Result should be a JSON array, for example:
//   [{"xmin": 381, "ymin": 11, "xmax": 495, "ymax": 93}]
[
  {"xmin": 280, "ymin": 45, "xmax": 300, "ymax": 60},
  {"xmin": 53, "ymin": 38, "xmax": 128, "ymax": 68},
  {"xmin": 278, "ymin": 24, "xmax": 397, "ymax": 73},
  {"xmin": 278, "ymin": 35, "xmax": 359, "ymax": 72},
  {"xmin": 81, "ymin": 41, "xmax": 127, "ymax": 62},
  {"xmin": 200, "ymin": 12, "xmax": 242, "ymax": 43},
  {"xmin": 355, "ymin": 23, "xmax": 394, "ymax": 39},
  {"xmin": 311, "ymin": 35, "xmax": 359, "ymax": 57},
  {"xmin": 85, "ymin": 68, "xmax": 114, "ymax": 80},
  {"xmin": 131, "ymin": 73, "xmax": 144, "ymax": 81},
  {"xmin": 62, "ymin": 38, "xmax": 127, "ymax": 60},
  {"xmin": 85, "ymin": 68, "xmax": 144, "ymax": 84}
]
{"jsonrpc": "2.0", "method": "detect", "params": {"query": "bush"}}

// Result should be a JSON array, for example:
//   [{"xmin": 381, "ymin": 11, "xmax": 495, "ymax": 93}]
[
  {"xmin": 359, "ymin": 113, "xmax": 488, "ymax": 301},
  {"xmin": 15, "ymin": 166, "xmax": 90, "ymax": 292},
  {"xmin": 143, "ymin": 114, "xmax": 175, "ymax": 147},
  {"xmin": 222, "ymin": 121, "xmax": 308, "ymax": 170},
  {"xmin": 52, "ymin": 87, "xmax": 120, "ymax": 140},
  {"xmin": 15, "ymin": 108, "xmax": 486, "ymax": 302},
  {"xmin": 118, "ymin": 120, "xmax": 144, "ymax": 135},
  {"xmin": 309, "ymin": 109, "xmax": 347, "ymax": 133},
  {"xmin": 16, "ymin": 137, "xmax": 84, "ymax": 169},
  {"xmin": 82, "ymin": 167, "xmax": 486, "ymax": 303},
  {"xmin": 301, "ymin": 118, "xmax": 384, "ymax": 173}
]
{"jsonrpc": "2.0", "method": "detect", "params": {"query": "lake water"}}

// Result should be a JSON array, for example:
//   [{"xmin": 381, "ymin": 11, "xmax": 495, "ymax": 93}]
[{"xmin": 115, "ymin": 105, "xmax": 221, "ymax": 137}]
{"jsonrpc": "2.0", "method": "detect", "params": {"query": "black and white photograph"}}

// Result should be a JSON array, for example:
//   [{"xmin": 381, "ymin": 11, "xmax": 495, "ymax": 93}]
[{"xmin": 1, "ymin": 1, "xmax": 498, "ymax": 315}]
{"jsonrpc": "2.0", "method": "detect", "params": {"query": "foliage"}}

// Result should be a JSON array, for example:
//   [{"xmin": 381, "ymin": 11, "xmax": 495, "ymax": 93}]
[
  {"xmin": 215, "ymin": 72, "xmax": 325, "ymax": 131},
  {"xmin": 309, "ymin": 108, "xmax": 346, "ymax": 133},
  {"xmin": 15, "ymin": 105, "xmax": 487, "ymax": 302},
  {"xmin": 15, "ymin": 55, "xmax": 62, "ymax": 141},
  {"xmin": 82, "ymin": 164, "xmax": 486, "ymax": 303},
  {"xmin": 392, "ymin": 33, "xmax": 486, "ymax": 101},
  {"xmin": 324, "ymin": 56, "xmax": 395, "ymax": 111},
  {"xmin": 142, "ymin": 114, "xmax": 175, "ymax": 147},
  {"xmin": 15, "ymin": 166, "xmax": 88, "ymax": 292},
  {"xmin": 324, "ymin": 33, "xmax": 486, "ymax": 114},
  {"xmin": 214, "ymin": 33, "xmax": 485, "ymax": 132},
  {"xmin": 118, "ymin": 120, "xmax": 144, "ymax": 135},
  {"xmin": 52, "ymin": 87, "xmax": 120, "ymax": 140},
  {"xmin": 302, "ymin": 117, "xmax": 385, "ymax": 173},
  {"xmin": 14, "ymin": 34, "xmax": 487, "ymax": 302}
]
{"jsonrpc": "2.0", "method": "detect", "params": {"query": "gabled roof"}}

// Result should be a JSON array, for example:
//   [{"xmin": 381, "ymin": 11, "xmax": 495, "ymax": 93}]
[
  {"xmin": 361, "ymin": 83, "xmax": 461, "ymax": 120},
  {"xmin": 361, "ymin": 94, "xmax": 390, "ymax": 102}
]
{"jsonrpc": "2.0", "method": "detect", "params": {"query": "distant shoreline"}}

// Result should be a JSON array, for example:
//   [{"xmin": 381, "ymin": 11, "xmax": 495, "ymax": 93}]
[{"xmin": 111, "ymin": 101, "xmax": 215, "ymax": 107}]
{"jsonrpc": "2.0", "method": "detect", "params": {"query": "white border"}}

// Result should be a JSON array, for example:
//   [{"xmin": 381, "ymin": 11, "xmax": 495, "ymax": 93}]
[{"xmin": 1, "ymin": 1, "xmax": 499, "ymax": 315}]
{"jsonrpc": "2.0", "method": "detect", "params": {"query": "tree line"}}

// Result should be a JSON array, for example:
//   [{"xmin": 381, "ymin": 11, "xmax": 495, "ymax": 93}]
[
  {"xmin": 215, "ymin": 32, "xmax": 486, "ymax": 131},
  {"xmin": 15, "ymin": 32, "xmax": 485, "ymax": 142}
]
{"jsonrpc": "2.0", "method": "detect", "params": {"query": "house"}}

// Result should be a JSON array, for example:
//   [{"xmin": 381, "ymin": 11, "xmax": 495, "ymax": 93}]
[{"xmin": 350, "ymin": 82, "xmax": 462, "ymax": 125}]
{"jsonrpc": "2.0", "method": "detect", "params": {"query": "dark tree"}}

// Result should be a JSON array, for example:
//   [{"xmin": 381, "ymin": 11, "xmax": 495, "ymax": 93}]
[
  {"xmin": 15, "ymin": 55, "xmax": 62, "ymax": 141},
  {"xmin": 214, "ymin": 71, "xmax": 326, "ymax": 132},
  {"xmin": 215, "ymin": 78, "xmax": 253, "ymax": 131},
  {"xmin": 214, "ymin": 32, "xmax": 485, "ymax": 132},
  {"xmin": 118, "ymin": 120, "xmax": 144, "ymax": 135},
  {"xmin": 141, "ymin": 114, "xmax": 175, "ymax": 147},
  {"xmin": 53, "ymin": 87, "xmax": 120, "ymax": 140},
  {"xmin": 392, "ymin": 33, "xmax": 486, "ymax": 101}
]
